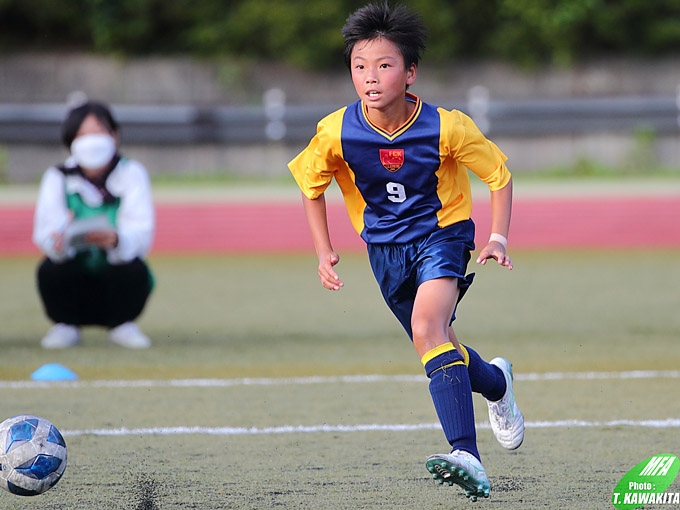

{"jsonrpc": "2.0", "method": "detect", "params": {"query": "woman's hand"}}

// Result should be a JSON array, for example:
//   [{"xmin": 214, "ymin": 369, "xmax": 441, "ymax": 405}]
[{"xmin": 84, "ymin": 229, "xmax": 118, "ymax": 249}]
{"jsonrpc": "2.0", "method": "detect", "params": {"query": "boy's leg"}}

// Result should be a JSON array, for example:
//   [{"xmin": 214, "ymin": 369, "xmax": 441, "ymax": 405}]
[
  {"xmin": 413, "ymin": 279, "xmax": 477, "ymax": 455},
  {"xmin": 450, "ymin": 328, "xmax": 505, "ymax": 400},
  {"xmin": 367, "ymin": 228, "xmax": 489, "ymax": 498},
  {"xmin": 421, "ymin": 342, "xmax": 490, "ymax": 500},
  {"xmin": 413, "ymin": 278, "xmax": 490, "ymax": 500},
  {"xmin": 422, "ymin": 343, "xmax": 477, "ymax": 458},
  {"xmin": 449, "ymin": 330, "xmax": 525, "ymax": 450}
]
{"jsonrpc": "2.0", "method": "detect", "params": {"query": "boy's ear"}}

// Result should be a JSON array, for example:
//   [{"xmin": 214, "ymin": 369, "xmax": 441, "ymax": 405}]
[{"xmin": 406, "ymin": 64, "xmax": 417, "ymax": 86}]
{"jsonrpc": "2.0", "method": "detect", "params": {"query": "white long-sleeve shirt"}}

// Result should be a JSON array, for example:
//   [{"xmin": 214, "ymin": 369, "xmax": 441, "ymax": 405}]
[{"xmin": 33, "ymin": 157, "xmax": 155, "ymax": 264}]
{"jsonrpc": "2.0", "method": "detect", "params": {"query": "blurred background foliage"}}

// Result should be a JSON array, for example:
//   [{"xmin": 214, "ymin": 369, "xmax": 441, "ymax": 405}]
[{"xmin": 1, "ymin": 0, "xmax": 680, "ymax": 68}]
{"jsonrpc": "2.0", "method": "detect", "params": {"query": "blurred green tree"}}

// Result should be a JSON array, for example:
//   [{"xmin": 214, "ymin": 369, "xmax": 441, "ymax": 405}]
[{"xmin": 0, "ymin": 0, "xmax": 678, "ymax": 68}]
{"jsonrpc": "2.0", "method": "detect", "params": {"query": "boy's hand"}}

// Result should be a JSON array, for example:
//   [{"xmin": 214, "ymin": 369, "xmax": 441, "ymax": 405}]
[
  {"xmin": 318, "ymin": 251, "xmax": 344, "ymax": 290},
  {"xmin": 476, "ymin": 241, "xmax": 513, "ymax": 270}
]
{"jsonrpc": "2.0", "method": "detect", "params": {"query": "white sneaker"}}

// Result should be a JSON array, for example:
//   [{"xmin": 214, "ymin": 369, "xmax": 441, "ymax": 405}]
[
  {"xmin": 426, "ymin": 450, "xmax": 491, "ymax": 501},
  {"xmin": 487, "ymin": 357, "xmax": 524, "ymax": 450},
  {"xmin": 41, "ymin": 324, "xmax": 81, "ymax": 349},
  {"xmin": 108, "ymin": 322, "xmax": 151, "ymax": 349}
]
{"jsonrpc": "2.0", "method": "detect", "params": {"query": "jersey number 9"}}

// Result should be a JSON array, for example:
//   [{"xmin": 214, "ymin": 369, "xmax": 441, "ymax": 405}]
[{"xmin": 386, "ymin": 182, "xmax": 406, "ymax": 203}]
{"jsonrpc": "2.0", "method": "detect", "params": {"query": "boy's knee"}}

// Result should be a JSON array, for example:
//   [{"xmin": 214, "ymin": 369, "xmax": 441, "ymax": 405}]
[{"xmin": 411, "ymin": 318, "xmax": 447, "ymax": 350}]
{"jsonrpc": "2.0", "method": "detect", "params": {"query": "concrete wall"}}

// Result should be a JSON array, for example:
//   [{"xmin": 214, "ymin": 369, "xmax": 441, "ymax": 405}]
[{"xmin": 3, "ymin": 53, "xmax": 680, "ymax": 104}]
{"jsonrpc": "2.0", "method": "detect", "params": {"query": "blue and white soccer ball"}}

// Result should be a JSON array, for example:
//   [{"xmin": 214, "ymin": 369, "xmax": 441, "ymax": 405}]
[{"xmin": 0, "ymin": 414, "xmax": 67, "ymax": 496}]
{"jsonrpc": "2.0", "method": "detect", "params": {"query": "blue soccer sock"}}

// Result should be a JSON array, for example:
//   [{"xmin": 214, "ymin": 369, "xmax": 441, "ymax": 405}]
[
  {"xmin": 465, "ymin": 344, "xmax": 506, "ymax": 401},
  {"xmin": 422, "ymin": 344, "xmax": 479, "ymax": 460}
]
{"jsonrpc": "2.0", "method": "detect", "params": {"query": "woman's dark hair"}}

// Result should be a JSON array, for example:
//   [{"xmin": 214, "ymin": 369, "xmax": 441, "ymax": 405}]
[
  {"xmin": 342, "ymin": 2, "xmax": 427, "ymax": 70},
  {"xmin": 61, "ymin": 101, "xmax": 119, "ymax": 148}
]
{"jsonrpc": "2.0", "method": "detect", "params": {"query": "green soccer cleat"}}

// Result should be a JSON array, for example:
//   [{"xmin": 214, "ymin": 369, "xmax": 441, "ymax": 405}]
[
  {"xmin": 426, "ymin": 450, "xmax": 491, "ymax": 501},
  {"xmin": 487, "ymin": 357, "xmax": 525, "ymax": 450}
]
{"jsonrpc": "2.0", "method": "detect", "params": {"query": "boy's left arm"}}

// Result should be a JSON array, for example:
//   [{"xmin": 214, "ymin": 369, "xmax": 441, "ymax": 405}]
[{"xmin": 476, "ymin": 177, "xmax": 513, "ymax": 270}]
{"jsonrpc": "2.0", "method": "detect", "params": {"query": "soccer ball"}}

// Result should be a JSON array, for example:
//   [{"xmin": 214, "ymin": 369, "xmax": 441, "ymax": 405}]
[{"xmin": 0, "ymin": 415, "xmax": 67, "ymax": 496}]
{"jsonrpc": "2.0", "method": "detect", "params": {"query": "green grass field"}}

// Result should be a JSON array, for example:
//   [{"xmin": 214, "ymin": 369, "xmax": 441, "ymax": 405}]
[{"xmin": 1, "ymin": 250, "xmax": 679, "ymax": 509}]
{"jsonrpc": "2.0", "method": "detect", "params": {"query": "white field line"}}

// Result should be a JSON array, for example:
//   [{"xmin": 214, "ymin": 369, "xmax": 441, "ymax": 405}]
[
  {"xmin": 61, "ymin": 418, "xmax": 680, "ymax": 437},
  {"xmin": 2, "ymin": 371, "xmax": 678, "ymax": 437},
  {"xmin": 1, "ymin": 370, "xmax": 679, "ymax": 390}
]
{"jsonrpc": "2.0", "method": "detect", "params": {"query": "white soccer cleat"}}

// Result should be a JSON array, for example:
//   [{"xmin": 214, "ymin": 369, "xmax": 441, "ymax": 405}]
[
  {"xmin": 426, "ymin": 450, "xmax": 491, "ymax": 501},
  {"xmin": 41, "ymin": 323, "xmax": 81, "ymax": 349},
  {"xmin": 108, "ymin": 322, "xmax": 151, "ymax": 349},
  {"xmin": 487, "ymin": 357, "xmax": 524, "ymax": 450}
]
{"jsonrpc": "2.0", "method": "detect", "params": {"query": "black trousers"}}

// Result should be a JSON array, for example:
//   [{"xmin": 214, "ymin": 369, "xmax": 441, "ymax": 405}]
[{"xmin": 37, "ymin": 256, "xmax": 153, "ymax": 329}]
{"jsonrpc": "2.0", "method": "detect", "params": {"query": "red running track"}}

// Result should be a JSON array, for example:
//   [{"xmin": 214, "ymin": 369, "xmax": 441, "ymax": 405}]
[{"xmin": 1, "ymin": 196, "xmax": 679, "ymax": 256}]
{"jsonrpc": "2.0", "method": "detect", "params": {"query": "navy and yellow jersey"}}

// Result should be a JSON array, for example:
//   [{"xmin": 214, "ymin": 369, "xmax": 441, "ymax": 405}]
[{"xmin": 288, "ymin": 93, "xmax": 511, "ymax": 244}]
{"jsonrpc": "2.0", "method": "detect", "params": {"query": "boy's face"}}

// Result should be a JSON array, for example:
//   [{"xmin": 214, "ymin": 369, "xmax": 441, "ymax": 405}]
[{"xmin": 350, "ymin": 37, "xmax": 416, "ymax": 112}]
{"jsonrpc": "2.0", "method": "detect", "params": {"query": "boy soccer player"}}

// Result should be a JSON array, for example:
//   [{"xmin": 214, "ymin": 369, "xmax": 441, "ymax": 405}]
[{"xmin": 288, "ymin": 2, "xmax": 524, "ymax": 501}]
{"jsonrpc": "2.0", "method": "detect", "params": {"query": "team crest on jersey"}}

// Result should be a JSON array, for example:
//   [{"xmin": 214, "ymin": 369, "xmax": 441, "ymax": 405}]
[{"xmin": 379, "ymin": 149, "xmax": 404, "ymax": 172}]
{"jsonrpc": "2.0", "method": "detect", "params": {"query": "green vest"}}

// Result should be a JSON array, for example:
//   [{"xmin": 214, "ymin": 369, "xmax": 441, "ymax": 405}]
[{"xmin": 65, "ymin": 190, "xmax": 121, "ymax": 273}]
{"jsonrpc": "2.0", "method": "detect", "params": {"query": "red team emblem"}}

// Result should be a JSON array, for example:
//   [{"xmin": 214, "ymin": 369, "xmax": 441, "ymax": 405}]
[{"xmin": 379, "ymin": 149, "xmax": 404, "ymax": 172}]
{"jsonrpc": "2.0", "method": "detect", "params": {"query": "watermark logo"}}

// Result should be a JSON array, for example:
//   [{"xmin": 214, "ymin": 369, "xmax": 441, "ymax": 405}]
[{"xmin": 612, "ymin": 453, "xmax": 679, "ymax": 509}]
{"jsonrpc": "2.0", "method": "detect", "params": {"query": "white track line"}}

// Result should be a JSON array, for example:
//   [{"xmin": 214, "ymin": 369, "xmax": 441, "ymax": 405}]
[
  {"xmin": 1, "ymin": 370, "xmax": 679, "ymax": 389},
  {"xmin": 61, "ymin": 418, "xmax": 680, "ymax": 437}
]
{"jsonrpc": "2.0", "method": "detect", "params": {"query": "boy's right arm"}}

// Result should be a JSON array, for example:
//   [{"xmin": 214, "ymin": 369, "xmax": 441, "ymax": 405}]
[{"xmin": 301, "ymin": 193, "xmax": 344, "ymax": 291}]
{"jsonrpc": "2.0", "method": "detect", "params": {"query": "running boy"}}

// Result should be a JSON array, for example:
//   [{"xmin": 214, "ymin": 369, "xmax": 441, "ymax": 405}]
[{"xmin": 288, "ymin": 2, "xmax": 524, "ymax": 501}]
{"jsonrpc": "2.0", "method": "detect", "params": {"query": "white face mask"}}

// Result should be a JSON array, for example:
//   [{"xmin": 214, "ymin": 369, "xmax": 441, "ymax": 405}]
[{"xmin": 70, "ymin": 133, "xmax": 117, "ymax": 170}]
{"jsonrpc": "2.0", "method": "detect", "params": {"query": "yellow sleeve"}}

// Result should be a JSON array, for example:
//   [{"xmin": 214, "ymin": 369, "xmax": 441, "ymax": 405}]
[
  {"xmin": 288, "ymin": 107, "xmax": 347, "ymax": 199},
  {"xmin": 441, "ymin": 109, "xmax": 511, "ymax": 191}
]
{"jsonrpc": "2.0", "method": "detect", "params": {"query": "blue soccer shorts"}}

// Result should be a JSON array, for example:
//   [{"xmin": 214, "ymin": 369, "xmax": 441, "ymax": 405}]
[{"xmin": 366, "ymin": 219, "xmax": 476, "ymax": 341}]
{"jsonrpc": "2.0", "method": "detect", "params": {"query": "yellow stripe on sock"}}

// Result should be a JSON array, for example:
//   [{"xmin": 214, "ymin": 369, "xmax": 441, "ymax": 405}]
[
  {"xmin": 420, "ymin": 342, "xmax": 470, "ymax": 367},
  {"xmin": 458, "ymin": 343, "xmax": 470, "ymax": 366},
  {"xmin": 421, "ymin": 343, "xmax": 456, "ymax": 366},
  {"xmin": 427, "ymin": 360, "xmax": 465, "ymax": 378}
]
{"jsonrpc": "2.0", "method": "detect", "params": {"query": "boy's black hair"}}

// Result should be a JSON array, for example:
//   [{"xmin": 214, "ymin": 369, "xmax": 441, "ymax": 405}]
[
  {"xmin": 342, "ymin": 2, "xmax": 427, "ymax": 70},
  {"xmin": 61, "ymin": 100, "xmax": 119, "ymax": 148}
]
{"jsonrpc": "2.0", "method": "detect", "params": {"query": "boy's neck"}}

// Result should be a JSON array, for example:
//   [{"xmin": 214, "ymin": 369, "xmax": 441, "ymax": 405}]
[{"xmin": 363, "ymin": 93, "xmax": 419, "ymax": 135}]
